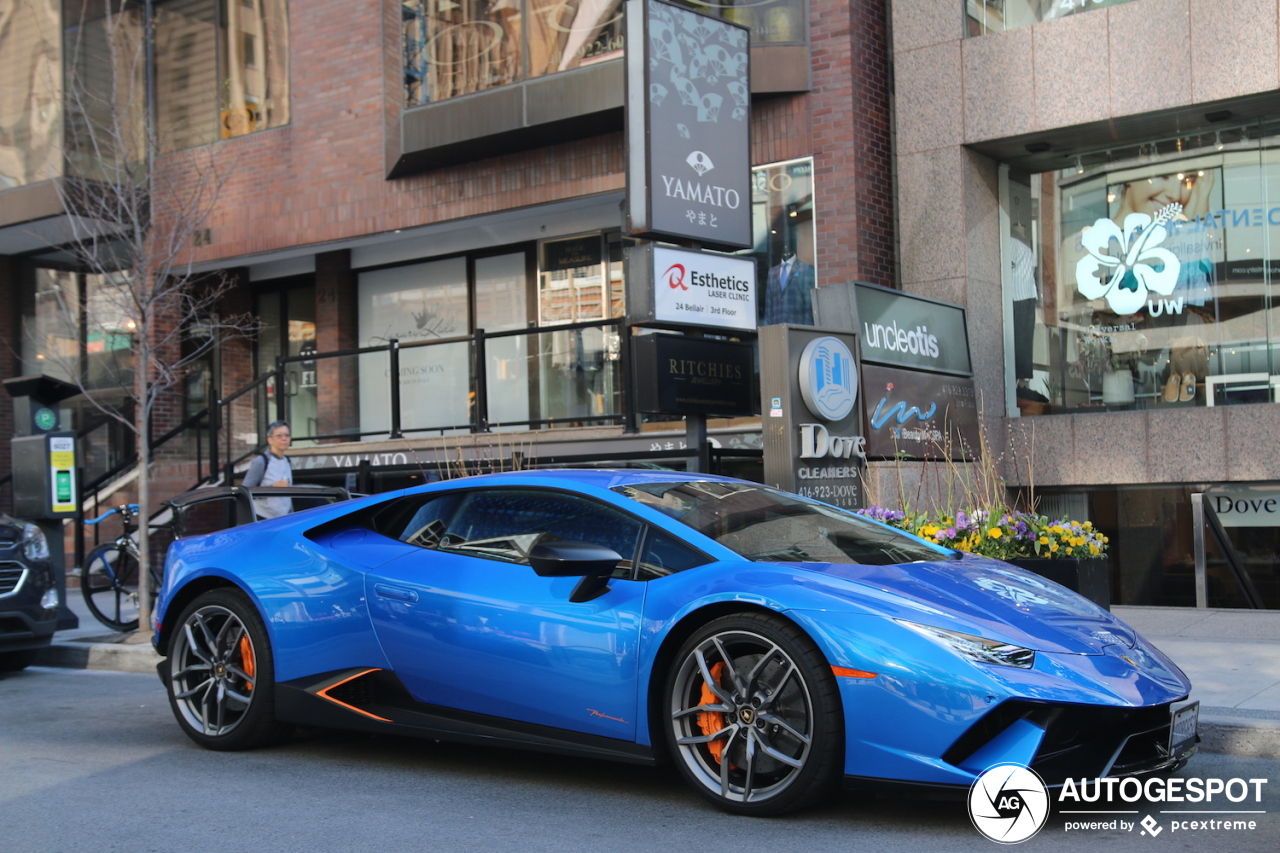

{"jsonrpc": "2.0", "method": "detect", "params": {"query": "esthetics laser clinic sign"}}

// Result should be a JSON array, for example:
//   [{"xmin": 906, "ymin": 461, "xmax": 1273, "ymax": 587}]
[
  {"xmin": 854, "ymin": 283, "xmax": 972, "ymax": 376},
  {"xmin": 626, "ymin": 243, "xmax": 758, "ymax": 332},
  {"xmin": 625, "ymin": 0, "xmax": 752, "ymax": 250}
]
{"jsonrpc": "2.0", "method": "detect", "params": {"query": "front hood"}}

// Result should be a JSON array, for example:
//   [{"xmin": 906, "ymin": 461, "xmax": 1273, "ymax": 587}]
[{"xmin": 791, "ymin": 555, "xmax": 1134, "ymax": 656}]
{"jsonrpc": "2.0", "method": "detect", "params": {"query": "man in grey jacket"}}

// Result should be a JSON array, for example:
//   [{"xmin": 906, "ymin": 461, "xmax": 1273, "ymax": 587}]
[{"xmin": 242, "ymin": 420, "xmax": 293, "ymax": 519}]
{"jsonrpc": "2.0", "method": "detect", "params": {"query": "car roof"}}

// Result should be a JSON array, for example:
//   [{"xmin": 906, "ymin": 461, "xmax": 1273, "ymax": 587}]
[{"xmin": 427, "ymin": 469, "xmax": 744, "ymax": 491}]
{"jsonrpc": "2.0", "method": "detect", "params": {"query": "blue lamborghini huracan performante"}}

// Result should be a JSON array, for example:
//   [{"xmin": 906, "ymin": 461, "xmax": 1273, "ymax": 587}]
[{"xmin": 153, "ymin": 471, "xmax": 1196, "ymax": 815}]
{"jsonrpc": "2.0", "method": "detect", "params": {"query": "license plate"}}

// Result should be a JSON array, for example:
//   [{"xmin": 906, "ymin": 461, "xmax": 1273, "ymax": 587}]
[{"xmin": 1170, "ymin": 700, "xmax": 1199, "ymax": 754}]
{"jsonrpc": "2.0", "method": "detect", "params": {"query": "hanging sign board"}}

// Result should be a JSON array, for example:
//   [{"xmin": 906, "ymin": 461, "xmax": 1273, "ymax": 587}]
[
  {"xmin": 854, "ymin": 283, "xmax": 973, "ymax": 376},
  {"xmin": 625, "ymin": 0, "xmax": 752, "ymax": 250},
  {"xmin": 861, "ymin": 365, "xmax": 980, "ymax": 460},
  {"xmin": 626, "ymin": 243, "xmax": 758, "ymax": 332},
  {"xmin": 632, "ymin": 334, "xmax": 756, "ymax": 417}
]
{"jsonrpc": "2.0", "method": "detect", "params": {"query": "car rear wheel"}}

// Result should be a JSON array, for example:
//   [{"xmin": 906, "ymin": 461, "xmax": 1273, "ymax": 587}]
[
  {"xmin": 166, "ymin": 589, "xmax": 290, "ymax": 750},
  {"xmin": 665, "ymin": 612, "xmax": 844, "ymax": 816}
]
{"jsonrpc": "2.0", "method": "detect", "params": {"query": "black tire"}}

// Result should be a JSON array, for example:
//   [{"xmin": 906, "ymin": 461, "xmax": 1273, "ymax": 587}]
[
  {"xmin": 81, "ymin": 543, "xmax": 140, "ymax": 632},
  {"xmin": 0, "ymin": 649, "xmax": 39, "ymax": 672},
  {"xmin": 664, "ymin": 612, "xmax": 844, "ymax": 816},
  {"xmin": 166, "ymin": 589, "xmax": 290, "ymax": 750}
]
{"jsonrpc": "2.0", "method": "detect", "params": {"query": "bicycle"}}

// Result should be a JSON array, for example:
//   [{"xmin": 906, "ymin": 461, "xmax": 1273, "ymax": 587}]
[{"xmin": 81, "ymin": 504, "xmax": 167, "ymax": 632}]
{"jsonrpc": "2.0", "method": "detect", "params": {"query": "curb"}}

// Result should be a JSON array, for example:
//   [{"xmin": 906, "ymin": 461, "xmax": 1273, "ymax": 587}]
[
  {"xmin": 36, "ymin": 640, "xmax": 161, "ymax": 674},
  {"xmin": 1198, "ymin": 716, "xmax": 1280, "ymax": 761}
]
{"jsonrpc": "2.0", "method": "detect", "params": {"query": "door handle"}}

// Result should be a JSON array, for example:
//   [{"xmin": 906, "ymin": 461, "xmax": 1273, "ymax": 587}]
[{"xmin": 374, "ymin": 583, "xmax": 419, "ymax": 603}]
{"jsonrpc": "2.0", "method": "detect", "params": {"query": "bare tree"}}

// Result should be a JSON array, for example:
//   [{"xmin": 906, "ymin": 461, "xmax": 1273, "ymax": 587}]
[{"xmin": 38, "ymin": 2, "xmax": 254, "ymax": 634}]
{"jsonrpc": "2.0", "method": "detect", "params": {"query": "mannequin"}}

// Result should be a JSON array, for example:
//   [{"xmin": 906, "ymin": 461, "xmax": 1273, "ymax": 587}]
[{"xmin": 762, "ymin": 216, "xmax": 816, "ymax": 325}]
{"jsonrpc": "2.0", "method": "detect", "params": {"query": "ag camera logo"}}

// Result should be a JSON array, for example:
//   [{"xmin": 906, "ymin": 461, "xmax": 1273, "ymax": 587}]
[
  {"xmin": 968, "ymin": 763, "xmax": 1050, "ymax": 844},
  {"xmin": 798, "ymin": 336, "xmax": 857, "ymax": 421}
]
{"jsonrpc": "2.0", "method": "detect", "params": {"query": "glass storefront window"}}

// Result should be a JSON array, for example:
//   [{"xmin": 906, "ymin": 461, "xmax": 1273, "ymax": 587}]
[
  {"xmin": 402, "ymin": 0, "xmax": 805, "ymax": 106},
  {"xmin": 1007, "ymin": 125, "xmax": 1280, "ymax": 416},
  {"xmin": 746, "ymin": 157, "xmax": 816, "ymax": 326},
  {"xmin": 84, "ymin": 273, "xmax": 138, "ymax": 392},
  {"xmin": 966, "ymin": 0, "xmax": 1137, "ymax": 37},
  {"xmin": 19, "ymin": 270, "xmax": 137, "ymax": 391},
  {"xmin": 1036, "ymin": 485, "xmax": 1280, "ymax": 608},
  {"xmin": 358, "ymin": 257, "xmax": 473, "ymax": 436},
  {"xmin": 0, "ymin": 0, "xmax": 61, "ymax": 189},
  {"xmin": 538, "ymin": 233, "xmax": 614, "ymax": 324},
  {"xmin": 154, "ymin": 0, "xmax": 290, "ymax": 152},
  {"xmin": 20, "ymin": 269, "xmax": 80, "ymax": 383}
]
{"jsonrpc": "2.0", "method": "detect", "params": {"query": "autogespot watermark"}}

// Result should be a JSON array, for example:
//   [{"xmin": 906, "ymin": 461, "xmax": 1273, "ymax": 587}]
[{"xmin": 967, "ymin": 765, "xmax": 1270, "ymax": 844}]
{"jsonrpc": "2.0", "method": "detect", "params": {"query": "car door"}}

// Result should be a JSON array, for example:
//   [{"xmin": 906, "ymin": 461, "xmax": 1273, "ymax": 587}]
[{"xmin": 366, "ymin": 487, "xmax": 646, "ymax": 740}]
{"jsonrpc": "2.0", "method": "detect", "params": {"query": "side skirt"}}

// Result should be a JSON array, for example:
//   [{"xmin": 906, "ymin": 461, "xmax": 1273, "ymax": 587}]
[{"xmin": 275, "ymin": 667, "xmax": 658, "ymax": 767}]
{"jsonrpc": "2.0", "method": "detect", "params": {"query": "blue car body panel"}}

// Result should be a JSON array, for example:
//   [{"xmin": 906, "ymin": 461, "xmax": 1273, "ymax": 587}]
[{"xmin": 155, "ymin": 469, "xmax": 1193, "ymax": 787}]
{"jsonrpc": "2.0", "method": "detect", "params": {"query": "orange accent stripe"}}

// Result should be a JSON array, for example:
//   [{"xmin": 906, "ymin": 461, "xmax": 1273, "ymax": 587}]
[
  {"xmin": 832, "ymin": 666, "xmax": 878, "ymax": 679},
  {"xmin": 316, "ymin": 668, "xmax": 393, "ymax": 722}
]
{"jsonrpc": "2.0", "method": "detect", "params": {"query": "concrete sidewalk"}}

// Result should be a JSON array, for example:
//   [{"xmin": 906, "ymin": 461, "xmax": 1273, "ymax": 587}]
[
  {"xmin": 36, "ymin": 598, "xmax": 1280, "ymax": 760},
  {"xmin": 1112, "ymin": 605, "xmax": 1280, "ymax": 760}
]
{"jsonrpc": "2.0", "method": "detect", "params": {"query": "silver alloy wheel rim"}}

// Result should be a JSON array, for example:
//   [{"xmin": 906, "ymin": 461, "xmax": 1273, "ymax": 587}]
[
  {"xmin": 170, "ymin": 604, "xmax": 257, "ymax": 737},
  {"xmin": 670, "ymin": 629, "xmax": 814, "ymax": 804}
]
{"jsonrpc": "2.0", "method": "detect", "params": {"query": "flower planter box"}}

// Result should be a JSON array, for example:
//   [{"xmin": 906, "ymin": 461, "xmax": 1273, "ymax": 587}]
[{"xmin": 1007, "ymin": 557, "xmax": 1110, "ymax": 611}]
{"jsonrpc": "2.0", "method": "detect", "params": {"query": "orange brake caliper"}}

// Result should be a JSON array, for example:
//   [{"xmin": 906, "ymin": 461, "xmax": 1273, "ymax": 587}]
[
  {"xmin": 238, "ymin": 634, "xmax": 256, "ymax": 691},
  {"xmin": 696, "ymin": 662, "xmax": 728, "ymax": 763}
]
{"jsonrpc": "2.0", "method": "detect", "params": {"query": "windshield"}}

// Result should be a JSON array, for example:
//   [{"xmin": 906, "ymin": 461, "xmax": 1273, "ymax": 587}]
[{"xmin": 612, "ymin": 481, "xmax": 953, "ymax": 565}]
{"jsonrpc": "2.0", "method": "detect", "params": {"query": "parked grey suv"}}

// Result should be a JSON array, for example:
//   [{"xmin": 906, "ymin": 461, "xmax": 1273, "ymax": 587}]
[{"xmin": 0, "ymin": 514, "xmax": 58, "ymax": 671}]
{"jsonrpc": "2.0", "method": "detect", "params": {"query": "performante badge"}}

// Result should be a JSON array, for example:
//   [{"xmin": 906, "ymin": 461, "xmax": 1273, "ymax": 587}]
[{"xmin": 968, "ymin": 763, "xmax": 1050, "ymax": 844}]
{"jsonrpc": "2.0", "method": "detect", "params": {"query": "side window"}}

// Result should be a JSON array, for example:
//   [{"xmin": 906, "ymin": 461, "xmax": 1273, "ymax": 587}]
[
  {"xmin": 366, "ymin": 493, "xmax": 463, "ymax": 548},
  {"xmin": 636, "ymin": 529, "xmax": 709, "ymax": 581},
  {"xmin": 441, "ymin": 489, "xmax": 641, "ymax": 566}
]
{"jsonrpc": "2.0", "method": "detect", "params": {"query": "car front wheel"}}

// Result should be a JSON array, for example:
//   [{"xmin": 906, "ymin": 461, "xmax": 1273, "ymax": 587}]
[
  {"xmin": 665, "ymin": 612, "xmax": 844, "ymax": 815},
  {"xmin": 166, "ymin": 589, "xmax": 290, "ymax": 750}
]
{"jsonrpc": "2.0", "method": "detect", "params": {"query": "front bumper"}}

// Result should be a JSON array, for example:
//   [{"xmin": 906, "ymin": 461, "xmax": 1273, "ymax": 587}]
[
  {"xmin": 0, "ymin": 608, "xmax": 57, "ymax": 652},
  {"xmin": 945, "ymin": 697, "xmax": 1198, "ymax": 784}
]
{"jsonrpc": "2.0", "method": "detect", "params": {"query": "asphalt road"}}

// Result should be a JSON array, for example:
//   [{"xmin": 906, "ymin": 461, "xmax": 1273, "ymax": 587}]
[{"xmin": 2, "ymin": 666, "xmax": 1278, "ymax": 853}]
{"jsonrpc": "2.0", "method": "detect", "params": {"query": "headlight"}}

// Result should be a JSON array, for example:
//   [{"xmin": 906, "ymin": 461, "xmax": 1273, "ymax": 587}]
[
  {"xmin": 896, "ymin": 620, "xmax": 1035, "ymax": 669},
  {"xmin": 21, "ymin": 523, "xmax": 50, "ymax": 562},
  {"xmin": 41, "ymin": 587, "xmax": 60, "ymax": 611}
]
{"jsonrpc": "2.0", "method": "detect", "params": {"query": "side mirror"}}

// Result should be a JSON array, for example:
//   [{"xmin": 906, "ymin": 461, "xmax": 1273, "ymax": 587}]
[{"xmin": 528, "ymin": 541, "xmax": 623, "ymax": 603}]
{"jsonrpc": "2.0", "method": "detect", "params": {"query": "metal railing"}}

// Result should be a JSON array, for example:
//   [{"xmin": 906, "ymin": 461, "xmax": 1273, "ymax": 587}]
[
  {"xmin": 74, "ymin": 318, "xmax": 634, "ymax": 528},
  {"xmin": 1191, "ymin": 492, "xmax": 1264, "ymax": 609}
]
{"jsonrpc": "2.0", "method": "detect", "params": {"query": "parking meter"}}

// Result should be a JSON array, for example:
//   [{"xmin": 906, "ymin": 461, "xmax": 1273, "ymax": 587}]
[{"xmin": 5, "ymin": 375, "xmax": 83, "ymax": 630}]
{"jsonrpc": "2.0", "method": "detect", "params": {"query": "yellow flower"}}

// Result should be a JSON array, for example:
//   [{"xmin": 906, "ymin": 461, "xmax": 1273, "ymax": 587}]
[
  {"xmin": 988, "ymin": 528, "xmax": 1003, "ymax": 539},
  {"xmin": 1038, "ymin": 536, "xmax": 1049, "ymax": 545},
  {"xmin": 1050, "ymin": 543, "xmax": 1059, "ymax": 552},
  {"xmin": 1089, "ymin": 545, "xmax": 1100, "ymax": 556}
]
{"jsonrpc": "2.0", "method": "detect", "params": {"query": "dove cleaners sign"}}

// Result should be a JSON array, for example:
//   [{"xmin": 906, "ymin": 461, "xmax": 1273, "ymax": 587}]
[{"xmin": 625, "ymin": 0, "xmax": 752, "ymax": 250}]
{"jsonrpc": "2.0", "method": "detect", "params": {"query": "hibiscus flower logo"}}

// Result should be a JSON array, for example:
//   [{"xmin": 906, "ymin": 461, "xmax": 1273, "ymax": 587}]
[{"xmin": 1075, "ymin": 202, "xmax": 1183, "ymax": 315}]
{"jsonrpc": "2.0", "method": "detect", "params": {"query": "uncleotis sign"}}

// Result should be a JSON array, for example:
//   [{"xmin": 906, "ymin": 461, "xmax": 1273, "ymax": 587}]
[
  {"xmin": 625, "ymin": 0, "xmax": 752, "ymax": 250},
  {"xmin": 761, "ymin": 326, "xmax": 866, "ymax": 510},
  {"xmin": 855, "ymin": 282, "xmax": 972, "ymax": 375}
]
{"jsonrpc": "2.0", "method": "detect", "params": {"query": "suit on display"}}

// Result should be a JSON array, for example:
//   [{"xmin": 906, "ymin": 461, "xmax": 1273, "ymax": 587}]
[{"xmin": 762, "ymin": 255, "xmax": 816, "ymax": 326}]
